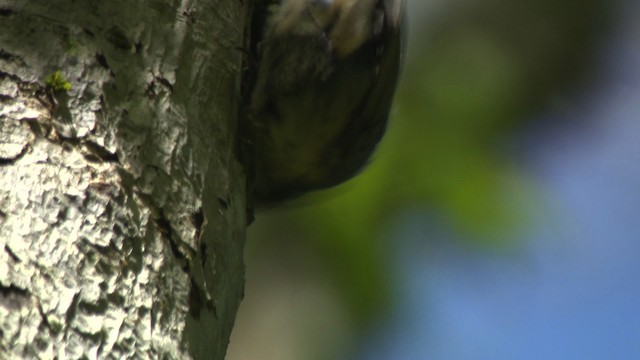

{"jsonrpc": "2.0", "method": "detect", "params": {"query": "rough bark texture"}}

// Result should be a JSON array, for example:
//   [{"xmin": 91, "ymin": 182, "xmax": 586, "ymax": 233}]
[{"xmin": 0, "ymin": 0, "xmax": 248, "ymax": 359}]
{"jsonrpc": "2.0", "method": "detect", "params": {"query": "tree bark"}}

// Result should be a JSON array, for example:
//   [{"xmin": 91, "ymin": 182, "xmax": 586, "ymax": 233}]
[{"xmin": 0, "ymin": 0, "xmax": 248, "ymax": 358}]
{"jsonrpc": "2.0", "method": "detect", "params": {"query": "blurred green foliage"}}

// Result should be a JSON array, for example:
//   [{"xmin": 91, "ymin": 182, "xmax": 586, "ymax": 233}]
[{"xmin": 253, "ymin": 0, "xmax": 615, "ymax": 330}]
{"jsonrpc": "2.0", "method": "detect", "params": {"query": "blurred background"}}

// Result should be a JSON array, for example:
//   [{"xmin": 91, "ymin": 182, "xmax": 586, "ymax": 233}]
[{"xmin": 228, "ymin": 0, "xmax": 640, "ymax": 359}]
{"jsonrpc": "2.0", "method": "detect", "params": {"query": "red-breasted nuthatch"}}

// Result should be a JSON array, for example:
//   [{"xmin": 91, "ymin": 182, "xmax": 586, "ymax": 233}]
[{"xmin": 244, "ymin": 0, "xmax": 405, "ymax": 205}]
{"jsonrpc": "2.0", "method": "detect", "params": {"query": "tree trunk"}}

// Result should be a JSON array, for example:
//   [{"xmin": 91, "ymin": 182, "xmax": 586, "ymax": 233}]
[{"xmin": 0, "ymin": 0, "xmax": 249, "ymax": 358}]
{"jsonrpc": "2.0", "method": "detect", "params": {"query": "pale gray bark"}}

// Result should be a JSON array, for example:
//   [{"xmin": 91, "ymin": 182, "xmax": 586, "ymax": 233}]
[{"xmin": 0, "ymin": 0, "xmax": 248, "ymax": 359}]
